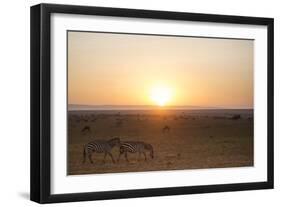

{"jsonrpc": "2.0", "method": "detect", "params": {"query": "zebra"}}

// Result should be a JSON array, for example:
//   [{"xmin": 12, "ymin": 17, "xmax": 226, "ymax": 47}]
[
  {"xmin": 83, "ymin": 137, "xmax": 120, "ymax": 164},
  {"xmin": 118, "ymin": 141, "xmax": 154, "ymax": 162}
]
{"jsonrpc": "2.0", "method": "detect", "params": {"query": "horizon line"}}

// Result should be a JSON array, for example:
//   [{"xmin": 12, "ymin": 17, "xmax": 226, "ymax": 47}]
[{"xmin": 68, "ymin": 104, "xmax": 253, "ymax": 110}]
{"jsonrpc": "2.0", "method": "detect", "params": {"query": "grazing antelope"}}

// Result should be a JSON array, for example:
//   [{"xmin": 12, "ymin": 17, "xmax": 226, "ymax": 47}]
[
  {"xmin": 118, "ymin": 141, "xmax": 154, "ymax": 162},
  {"xmin": 83, "ymin": 137, "xmax": 120, "ymax": 164},
  {"xmin": 81, "ymin": 126, "xmax": 91, "ymax": 134},
  {"xmin": 162, "ymin": 125, "xmax": 170, "ymax": 133}
]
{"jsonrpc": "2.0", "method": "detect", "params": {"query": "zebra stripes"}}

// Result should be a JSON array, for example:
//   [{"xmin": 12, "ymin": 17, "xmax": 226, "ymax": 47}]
[
  {"xmin": 83, "ymin": 138, "xmax": 154, "ymax": 164},
  {"xmin": 118, "ymin": 141, "xmax": 154, "ymax": 162},
  {"xmin": 83, "ymin": 137, "xmax": 120, "ymax": 164}
]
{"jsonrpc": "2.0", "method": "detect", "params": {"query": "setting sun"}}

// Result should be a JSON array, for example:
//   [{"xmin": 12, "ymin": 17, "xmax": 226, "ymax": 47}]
[{"xmin": 150, "ymin": 86, "xmax": 172, "ymax": 106}]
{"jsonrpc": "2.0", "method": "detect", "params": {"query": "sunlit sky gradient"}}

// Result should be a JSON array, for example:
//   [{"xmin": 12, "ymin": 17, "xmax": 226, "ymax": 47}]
[{"xmin": 68, "ymin": 31, "xmax": 253, "ymax": 108}]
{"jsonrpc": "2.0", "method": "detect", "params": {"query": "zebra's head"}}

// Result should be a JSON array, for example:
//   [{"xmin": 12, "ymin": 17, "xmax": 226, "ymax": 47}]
[{"xmin": 108, "ymin": 137, "xmax": 121, "ymax": 148}]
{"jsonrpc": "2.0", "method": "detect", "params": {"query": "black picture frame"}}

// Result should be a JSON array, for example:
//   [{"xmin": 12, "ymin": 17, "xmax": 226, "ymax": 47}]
[{"xmin": 30, "ymin": 3, "xmax": 274, "ymax": 204}]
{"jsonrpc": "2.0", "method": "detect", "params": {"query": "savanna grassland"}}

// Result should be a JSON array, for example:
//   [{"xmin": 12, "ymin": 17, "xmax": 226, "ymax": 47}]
[{"xmin": 67, "ymin": 109, "xmax": 253, "ymax": 175}]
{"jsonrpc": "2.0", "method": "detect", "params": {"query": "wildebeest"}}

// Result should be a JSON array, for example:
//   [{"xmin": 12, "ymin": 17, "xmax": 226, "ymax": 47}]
[
  {"xmin": 81, "ymin": 126, "xmax": 91, "ymax": 134},
  {"xmin": 91, "ymin": 117, "xmax": 98, "ymax": 122},
  {"xmin": 118, "ymin": 141, "xmax": 154, "ymax": 162},
  {"xmin": 162, "ymin": 125, "xmax": 171, "ymax": 133},
  {"xmin": 83, "ymin": 137, "xmax": 121, "ymax": 164},
  {"xmin": 230, "ymin": 114, "xmax": 241, "ymax": 120}
]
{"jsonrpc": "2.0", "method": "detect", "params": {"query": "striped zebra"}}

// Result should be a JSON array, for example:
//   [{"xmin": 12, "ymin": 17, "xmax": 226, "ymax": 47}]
[
  {"xmin": 83, "ymin": 137, "xmax": 120, "ymax": 164},
  {"xmin": 118, "ymin": 141, "xmax": 154, "ymax": 162}
]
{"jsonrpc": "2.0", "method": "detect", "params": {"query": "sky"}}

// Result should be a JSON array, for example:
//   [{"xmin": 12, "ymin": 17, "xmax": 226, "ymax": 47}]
[{"xmin": 68, "ymin": 31, "xmax": 253, "ymax": 108}]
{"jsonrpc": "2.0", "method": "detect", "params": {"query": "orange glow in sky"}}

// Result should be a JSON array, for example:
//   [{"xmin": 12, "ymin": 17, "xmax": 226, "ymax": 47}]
[{"xmin": 68, "ymin": 32, "xmax": 253, "ymax": 108}]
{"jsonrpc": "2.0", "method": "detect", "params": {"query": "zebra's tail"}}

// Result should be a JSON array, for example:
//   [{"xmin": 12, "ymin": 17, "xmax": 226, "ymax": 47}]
[{"xmin": 83, "ymin": 145, "xmax": 86, "ymax": 164}]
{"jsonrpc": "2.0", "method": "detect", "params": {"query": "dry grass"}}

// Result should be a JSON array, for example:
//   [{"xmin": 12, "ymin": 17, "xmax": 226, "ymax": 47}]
[{"xmin": 67, "ymin": 109, "xmax": 253, "ymax": 175}]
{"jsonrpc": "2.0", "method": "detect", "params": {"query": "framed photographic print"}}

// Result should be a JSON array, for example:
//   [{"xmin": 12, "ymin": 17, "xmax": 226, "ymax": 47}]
[{"xmin": 30, "ymin": 3, "xmax": 274, "ymax": 203}]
